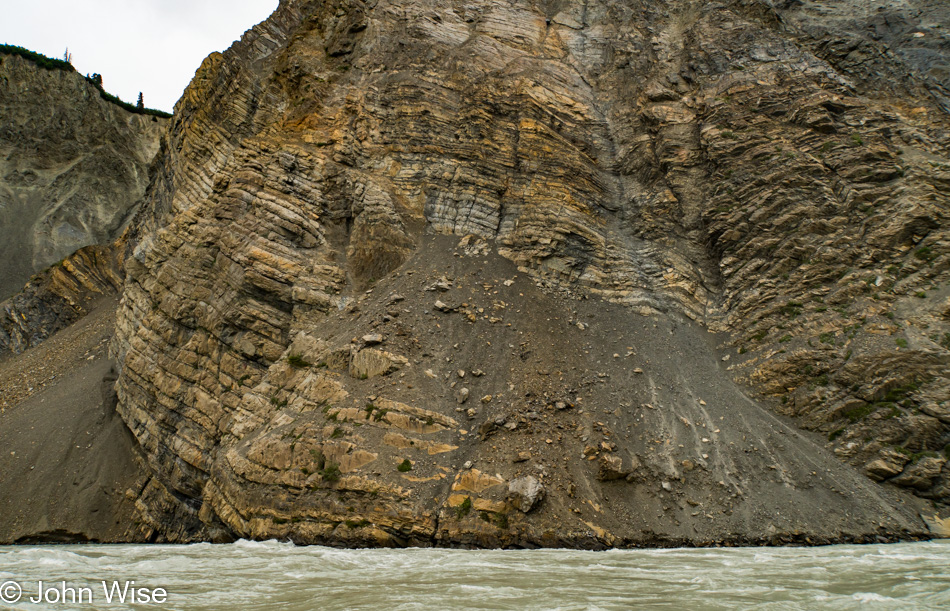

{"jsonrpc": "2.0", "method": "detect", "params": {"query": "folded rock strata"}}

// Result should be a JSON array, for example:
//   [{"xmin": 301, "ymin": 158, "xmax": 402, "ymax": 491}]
[{"xmin": 52, "ymin": 0, "xmax": 950, "ymax": 544}]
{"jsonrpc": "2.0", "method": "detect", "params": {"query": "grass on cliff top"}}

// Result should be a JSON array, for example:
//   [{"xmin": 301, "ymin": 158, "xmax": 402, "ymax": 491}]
[{"xmin": 0, "ymin": 44, "xmax": 172, "ymax": 119}]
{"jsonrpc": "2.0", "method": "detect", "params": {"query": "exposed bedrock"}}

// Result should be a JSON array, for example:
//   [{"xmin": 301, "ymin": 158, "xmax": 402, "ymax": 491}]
[{"xmin": 108, "ymin": 0, "xmax": 949, "ymax": 545}]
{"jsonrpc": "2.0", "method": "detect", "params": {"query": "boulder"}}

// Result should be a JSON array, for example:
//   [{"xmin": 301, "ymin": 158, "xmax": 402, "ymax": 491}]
[{"xmin": 508, "ymin": 476, "xmax": 544, "ymax": 513}]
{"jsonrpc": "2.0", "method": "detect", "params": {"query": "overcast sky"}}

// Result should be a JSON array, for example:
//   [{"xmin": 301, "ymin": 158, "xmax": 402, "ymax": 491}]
[{"xmin": 0, "ymin": 0, "xmax": 278, "ymax": 112}]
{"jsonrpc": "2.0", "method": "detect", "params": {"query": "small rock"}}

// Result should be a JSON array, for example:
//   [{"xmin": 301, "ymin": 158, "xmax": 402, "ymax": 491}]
[
  {"xmin": 891, "ymin": 457, "xmax": 946, "ymax": 490},
  {"xmin": 456, "ymin": 387, "xmax": 470, "ymax": 404},
  {"xmin": 865, "ymin": 450, "xmax": 910, "ymax": 481},
  {"xmin": 513, "ymin": 451, "xmax": 531, "ymax": 463},
  {"xmin": 504, "ymin": 421, "xmax": 518, "ymax": 431},
  {"xmin": 479, "ymin": 419, "xmax": 497, "ymax": 440},
  {"xmin": 472, "ymin": 369, "xmax": 485, "ymax": 377},
  {"xmin": 508, "ymin": 476, "xmax": 545, "ymax": 512},
  {"xmin": 362, "ymin": 333, "xmax": 384, "ymax": 345},
  {"xmin": 463, "ymin": 461, "xmax": 473, "ymax": 470},
  {"xmin": 457, "ymin": 369, "xmax": 466, "ymax": 378},
  {"xmin": 598, "ymin": 454, "xmax": 629, "ymax": 481},
  {"xmin": 661, "ymin": 481, "xmax": 673, "ymax": 492},
  {"xmin": 555, "ymin": 401, "xmax": 571, "ymax": 410},
  {"xmin": 633, "ymin": 368, "xmax": 644, "ymax": 374},
  {"xmin": 481, "ymin": 394, "xmax": 493, "ymax": 404},
  {"xmin": 466, "ymin": 408, "xmax": 477, "ymax": 418}
]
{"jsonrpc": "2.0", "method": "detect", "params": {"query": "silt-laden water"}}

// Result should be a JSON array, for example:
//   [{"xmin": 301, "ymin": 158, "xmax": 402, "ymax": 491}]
[{"xmin": 1, "ymin": 540, "xmax": 948, "ymax": 610}]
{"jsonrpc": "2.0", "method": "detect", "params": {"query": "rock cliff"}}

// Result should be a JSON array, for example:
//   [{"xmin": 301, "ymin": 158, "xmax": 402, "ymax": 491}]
[
  {"xmin": 3, "ymin": 0, "xmax": 949, "ymax": 546},
  {"xmin": 102, "ymin": 0, "xmax": 950, "ymax": 546},
  {"xmin": 0, "ymin": 51, "xmax": 166, "ymax": 300}
]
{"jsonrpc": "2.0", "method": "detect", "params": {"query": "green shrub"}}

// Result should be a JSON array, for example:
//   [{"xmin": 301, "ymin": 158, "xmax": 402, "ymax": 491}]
[
  {"xmin": 780, "ymin": 302, "xmax": 803, "ymax": 318},
  {"xmin": 914, "ymin": 247, "xmax": 936, "ymax": 263},
  {"xmin": 845, "ymin": 404, "xmax": 874, "ymax": 422},
  {"xmin": 0, "ymin": 45, "xmax": 173, "ymax": 118},
  {"xmin": 344, "ymin": 519, "xmax": 370, "ymax": 529},
  {"xmin": 89, "ymin": 82, "xmax": 172, "ymax": 118},
  {"xmin": 895, "ymin": 338, "xmax": 908, "ymax": 348},
  {"xmin": 287, "ymin": 353, "xmax": 311, "ymax": 368},
  {"xmin": 319, "ymin": 462, "xmax": 341, "ymax": 482},
  {"xmin": 0, "ymin": 44, "xmax": 72, "ymax": 71},
  {"xmin": 455, "ymin": 496, "xmax": 473, "ymax": 519},
  {"xmin": 397, "ymin": 459, "xmax": 412, "ymax": 472}
]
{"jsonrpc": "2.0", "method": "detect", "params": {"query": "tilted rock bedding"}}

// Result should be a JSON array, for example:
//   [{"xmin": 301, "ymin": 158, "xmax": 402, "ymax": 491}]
[{"xmin": 4, "ymin": 0, "xmax": 949, "ymax": 545}]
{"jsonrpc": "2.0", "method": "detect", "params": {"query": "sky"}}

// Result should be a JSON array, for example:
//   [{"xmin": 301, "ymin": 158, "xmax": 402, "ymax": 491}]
[{"xmin": 0, "ymin": 0, "xmax": 278, "ymax": 112}]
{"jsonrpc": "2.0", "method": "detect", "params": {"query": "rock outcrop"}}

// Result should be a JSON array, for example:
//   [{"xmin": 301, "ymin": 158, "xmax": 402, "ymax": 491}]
[
  {"xmin": 0, "ymin": 51, "xmax": 166, "ymax": 300},
  {"xmin": 4, "ymin": 0, "xmax": 948, "ymax": 546},
  {"xmin": 0, "ymin": 244, "xmax": 123, "ymax": 355}
]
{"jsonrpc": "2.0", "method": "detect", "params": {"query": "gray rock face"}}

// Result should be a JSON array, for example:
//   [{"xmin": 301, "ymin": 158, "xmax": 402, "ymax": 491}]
[
  {"xmin": 0, "ymin": 53, "xmax": 165, "ymax": 300},
  {"xmin": 508, "ymin": 476, "xmax": 544, "ymax": 513},
  {"xmin": 776, "ymin": 0, "xmax": 950, "ymax": 111}
]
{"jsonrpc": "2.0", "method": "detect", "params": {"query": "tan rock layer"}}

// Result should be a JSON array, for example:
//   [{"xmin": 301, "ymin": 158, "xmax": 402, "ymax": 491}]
[{"xmin": 108, "ymin": 0, "xmax": 950, "ymax": 545}]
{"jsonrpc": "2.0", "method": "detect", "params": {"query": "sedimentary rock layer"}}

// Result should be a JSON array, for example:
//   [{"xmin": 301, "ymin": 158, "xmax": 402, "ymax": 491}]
[
  {"xmin": 108, "ymin": 0, "xmax": 949, "ymax": 545},
  {"xmin": 0, "ymin": 245, "xmax": 123, "ymax": 355}
]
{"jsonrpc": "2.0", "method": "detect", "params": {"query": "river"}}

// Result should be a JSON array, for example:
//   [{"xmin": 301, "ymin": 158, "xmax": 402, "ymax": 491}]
[{"xmin": 1, "ymin": 540, "xmax": 948, "ymax": 610}]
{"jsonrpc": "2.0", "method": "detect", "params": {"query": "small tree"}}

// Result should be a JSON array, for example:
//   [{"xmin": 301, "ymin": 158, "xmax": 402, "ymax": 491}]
[
  {"xmin": 90, "ymin": 73, "xmax": 102, "ymax": 87},
  {"xmin": 136, "ymin": 92, "xmax": 144, "ymax": 109},
  {"xmin": 63, "ymin": 48, "xmax": 72, "ymax": 64}
]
